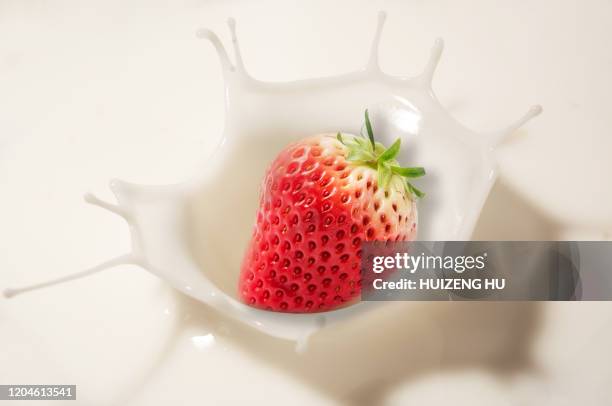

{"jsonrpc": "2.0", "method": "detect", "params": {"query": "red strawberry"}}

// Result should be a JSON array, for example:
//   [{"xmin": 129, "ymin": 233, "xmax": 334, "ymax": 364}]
[{"xmin": 239, "ymin": 110, "xmax": 425, "ymax": 313}]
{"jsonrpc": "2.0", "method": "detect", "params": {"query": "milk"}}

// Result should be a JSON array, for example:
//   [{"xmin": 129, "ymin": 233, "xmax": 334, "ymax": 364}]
[{"xmin": 4, "ymin": 12, "xmax": 541, "ymax": 351}]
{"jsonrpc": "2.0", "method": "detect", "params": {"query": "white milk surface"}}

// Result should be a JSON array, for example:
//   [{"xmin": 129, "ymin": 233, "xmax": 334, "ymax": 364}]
[{"xmin": 1, "ymin": 1, "xmax": 612, "ymax": 405}]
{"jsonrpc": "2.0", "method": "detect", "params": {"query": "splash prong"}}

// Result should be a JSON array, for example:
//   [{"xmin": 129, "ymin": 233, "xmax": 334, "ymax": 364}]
[
  {"xmin": 492, "ymin": 105, "xmax": 543, "ymax": 145},
  {"xmin": 84, "ymin": 192, "xmax": 129, "ymax": 220},
  {"xmin": 227, "ymin": 17, "xmax": 245, "ymax": 72},
  {"xmin": 3, "ymin": 254, "xmax": 137, "ymax": 299},
  {"xmin": 196, "ymin": 28, "xmax": 234, "ymax": 72},
  {"xmin": 418, "ymin": 37, "xmax": 444, "ymax": 88},
  {"xmin": 367, "ymin": 10, "xmax": 387, "ymax": 72}
]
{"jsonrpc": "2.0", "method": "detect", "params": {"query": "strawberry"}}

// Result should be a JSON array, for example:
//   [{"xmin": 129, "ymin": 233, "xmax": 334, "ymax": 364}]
[{"xmin": 239, "ymin": 110, "xmax": 425, "ymax": 313}]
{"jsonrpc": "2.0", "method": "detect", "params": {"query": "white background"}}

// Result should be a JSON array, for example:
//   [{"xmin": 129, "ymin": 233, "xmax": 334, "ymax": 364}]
[{"xmin": 1, "ymin": 0, "xmax": 611, "ymax": 405}]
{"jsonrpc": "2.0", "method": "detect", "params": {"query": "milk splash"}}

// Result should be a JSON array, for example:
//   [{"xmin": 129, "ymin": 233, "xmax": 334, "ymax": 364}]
[{"xmin": 3, "ymin": 12, "xmax": 541, "ymax": 351}]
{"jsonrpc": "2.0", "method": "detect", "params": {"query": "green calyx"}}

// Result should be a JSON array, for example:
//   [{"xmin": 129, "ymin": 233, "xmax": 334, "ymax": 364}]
[{"xmin": 336, "ymin": 109, "xmax": 426, "ymax": 198}]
